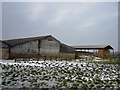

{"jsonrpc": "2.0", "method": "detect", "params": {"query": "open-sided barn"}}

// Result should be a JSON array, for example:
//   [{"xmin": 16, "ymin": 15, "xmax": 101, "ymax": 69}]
[
  {"xmin": 2, "ymin": 35, "xmax": 75, "ymax": 59},
  {"xmin": 73, "ymin": 45, "xmax": 114, "ymax": 59}
]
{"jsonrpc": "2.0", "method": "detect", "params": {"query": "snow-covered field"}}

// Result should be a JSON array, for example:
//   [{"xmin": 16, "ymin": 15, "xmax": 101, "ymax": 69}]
[{"xmin": 0, "ymin": 59, "xmax": 120, "ymax": 89}]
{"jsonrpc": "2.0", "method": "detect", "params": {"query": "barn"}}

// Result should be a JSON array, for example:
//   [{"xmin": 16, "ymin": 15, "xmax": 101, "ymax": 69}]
[
  {"xmin": 3, "ymin": 35, "xmax": 75, "ymax": 60},
  {"xmin": 73, "ymin": 45, "xmax": 114, "ymax": 59}
]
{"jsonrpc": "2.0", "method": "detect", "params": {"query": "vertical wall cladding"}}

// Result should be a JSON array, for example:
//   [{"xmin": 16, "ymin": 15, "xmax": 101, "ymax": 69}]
[
  {"xmin": 0, "ymin": 41, "xmax": 9, "ymax": 59},
  {"xmin": 60, "ymin": 43, "xmax": 75, "ymax": 53},
  {"xmin": 0, "ymin": 41, "xmax": 3, "ymax": 59},
  {"xmin": 0, "ymin": 41, "xmax": 1, "ymax": 58},
  {"xmin": 11, "ymin": 40, "xmax": 39, "ymax": 54},
  {"xmin": 59, "ymin": 43, "xmax": 75, "ymax": 59},
  {"xmin": 98, "ymin": 49, "xmax": 104, "ymax": 58},
  {"xmin": 40, "ymin": 37, "xmax": 60, "ymax": 54}
]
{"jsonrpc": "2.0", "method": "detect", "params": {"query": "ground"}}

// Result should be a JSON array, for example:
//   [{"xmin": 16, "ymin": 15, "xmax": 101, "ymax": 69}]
[{"xmin": 0, "ymin": 59, "xmax": 120, "ymax": 89}]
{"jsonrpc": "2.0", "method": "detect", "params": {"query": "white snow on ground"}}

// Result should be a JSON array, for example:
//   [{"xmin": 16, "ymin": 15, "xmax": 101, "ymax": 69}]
[
  {"xmin": 0, "ymin": 59, "xmax": 119, "ymax": 89},
  {"xmin": 0, "ymin": 59, "xmax": 15, "ymax": 63}
]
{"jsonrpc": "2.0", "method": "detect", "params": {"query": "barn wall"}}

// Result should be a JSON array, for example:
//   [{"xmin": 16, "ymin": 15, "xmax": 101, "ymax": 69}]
[
  {"xmin": 1, "ymin": 49, "xmax": 9, "ymax": 59},
  {"xmin": 40, "ymin": 37, "xmax": 60, "ymax": 54},
  {"xmin": 97, "ymin": 49, "xmax": 111, "ymax": 59},
  {"xmin": 0, "ymin": 41, "xmax": 9, "ymax": 59},
  {"xmin": 10, "ymin": 37, "xmax": 61, "ymax": 59},
  {"xmin": 0, "ymin": 48, "xmax": 9, "ymax": 59},
  {"xmin": 0, "ymin": 48, "xmax": 1, "ymax": 59},
  {"xmin": 0, "ymin": 41, "xmax": 2, "ymax": 59},
  {"xmin": 11, "ymin": 40, "xmax": 39, "ymax": 54},
  {"xmin": 60, "ymin": 44, "xmax": 75, "ymax": 53}
]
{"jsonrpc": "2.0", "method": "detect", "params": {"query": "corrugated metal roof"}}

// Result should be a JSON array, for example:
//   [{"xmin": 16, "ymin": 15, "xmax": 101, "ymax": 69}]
[
  {"xmin": 3, "ymin": 35, "xmax": 60, "ymax": 46},
  {"xmin": 73, "ymin": 45, "xmax": 113, "ymax": 49}
]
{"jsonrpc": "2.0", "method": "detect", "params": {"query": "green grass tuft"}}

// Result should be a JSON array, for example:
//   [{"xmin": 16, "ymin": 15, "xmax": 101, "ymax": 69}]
[{"xmin": 91, "ymin": 58, "xmax": 120, "ymax": 65}]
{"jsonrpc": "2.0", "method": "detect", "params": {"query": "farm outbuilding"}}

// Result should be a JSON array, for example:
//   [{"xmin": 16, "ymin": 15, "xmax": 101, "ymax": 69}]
[
  {"xmin": 3, "ymin": 35, "xmax": 75, "ymax": 60},
  {"xmin": 73, "ymin": 45, "xmax": 114, "ymax": 59}
]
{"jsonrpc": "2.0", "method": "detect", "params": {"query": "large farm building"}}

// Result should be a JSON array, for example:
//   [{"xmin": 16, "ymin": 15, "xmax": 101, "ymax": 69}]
[
  {"xmin": 0, "ymin": 35, "xmax": 114, "ymax": 60},
  {"xmin": 0, "ymin": 35, "xmax": 75, "ymax": 59}
]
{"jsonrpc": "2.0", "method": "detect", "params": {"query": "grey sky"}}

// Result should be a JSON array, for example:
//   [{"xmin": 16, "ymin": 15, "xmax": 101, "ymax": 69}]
[{"xmin": 2, "ymin": 2, "xmax": 118, "ymax": 51}]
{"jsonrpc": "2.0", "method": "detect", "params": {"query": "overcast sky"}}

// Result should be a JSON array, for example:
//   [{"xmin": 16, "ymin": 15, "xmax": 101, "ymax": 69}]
[{"xmin": 2, "ymin": 2, "xmax": 118, "ymax": 51}]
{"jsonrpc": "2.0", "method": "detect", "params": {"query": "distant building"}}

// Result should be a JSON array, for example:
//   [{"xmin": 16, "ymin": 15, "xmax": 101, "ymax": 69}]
[
  {"xmin": 73, "ymin": 45, "xmax": 114, "ymax": 59},
  {"xmin": 2, "ymin": 35, "xmax": 75, "ymax": 59}
]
